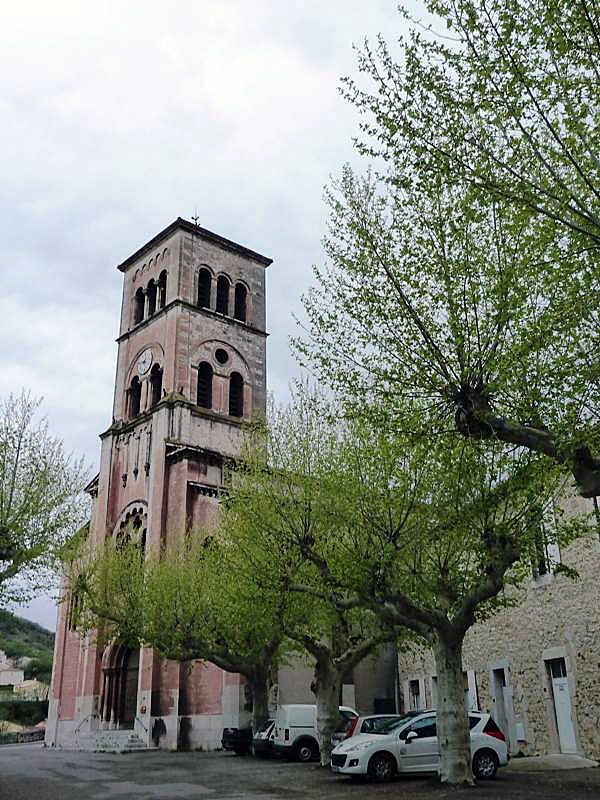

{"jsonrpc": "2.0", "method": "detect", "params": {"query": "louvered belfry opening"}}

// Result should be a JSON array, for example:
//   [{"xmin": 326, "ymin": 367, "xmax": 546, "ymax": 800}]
[
  {"xmin": 133, "ymin": 288, "xmax": 145, "ymax": 325},
  {"xmin": 229, "ymin": 372, "xmax": 244, "ymax": 417},
  {"xmin": 146, "ymin": 280, "xmax": 157, "ymax": 316},
  {"xmin": 198, "ymin": 268, "xmax": 211, "ymax": 308},
  {"xmin": 216, "ymin": 275, "xmax": 229, "ymax": 315},
  {"xmin": 234, "ymin": 283, "xmax": 247, "ymax": 322},
  {"xmin": 129, "ymin": 377, "xmax": 142, "ymax": 418},
  {"xmin": 197, "ymin": 362, "xmax": 213, "ymax": 409},
  {"xmin": 150, "ymin": 363, "xmax": 163, "ymax": 407}
]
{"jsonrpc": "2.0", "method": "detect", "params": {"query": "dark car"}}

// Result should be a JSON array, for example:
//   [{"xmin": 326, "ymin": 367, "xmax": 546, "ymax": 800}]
[
  {"xmin": 221, "ymin": 726, "xmax": 253, "ymax": 755},
  {"xmin": 252, "ymin": 719, "xmax": 275, "ymax": 758}
]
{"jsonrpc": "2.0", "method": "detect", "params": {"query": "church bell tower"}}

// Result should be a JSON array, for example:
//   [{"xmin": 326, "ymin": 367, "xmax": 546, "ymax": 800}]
[{"xmin": 47, "ymin": 218, "xmax": 272, "ymax": 750}]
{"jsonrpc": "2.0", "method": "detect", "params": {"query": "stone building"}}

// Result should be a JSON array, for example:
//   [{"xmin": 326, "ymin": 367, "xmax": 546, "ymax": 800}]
[
  {"xmin": 0, "ymin": 651, "xmax": 24, "ymax": 687},
  {"xmin": 397, "ymin": 494, "xmax": 600, "ymax": 760},
  {"xmin": 47, "ymin": 218, "xmax": 395, "ymax": 752}
]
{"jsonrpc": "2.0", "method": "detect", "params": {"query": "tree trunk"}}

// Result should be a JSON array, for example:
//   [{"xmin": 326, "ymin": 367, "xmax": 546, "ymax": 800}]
[
  {"xmin": 432, "ymin": 632, "xmax": 474, "ymax": 786},
  {"xmin": 312, "ymin": 658, "xmax": 342, "ymax": 766},
  {"xmin": 248, "ymin": 665, "xmax": 270, "ymax": 732}
]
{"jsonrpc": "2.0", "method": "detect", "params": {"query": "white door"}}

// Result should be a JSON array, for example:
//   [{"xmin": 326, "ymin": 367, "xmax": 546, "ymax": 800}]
[
  {"xmin": 548, "ymin": 659, "xmax": 577, "ymax": 754},
  {"xmin": 397, "ymin": 716, "xmax": 439, "ymax": 772},
  {"xmin": 492, "ymin": 668, "xmax": 509, "ymax": 746}
]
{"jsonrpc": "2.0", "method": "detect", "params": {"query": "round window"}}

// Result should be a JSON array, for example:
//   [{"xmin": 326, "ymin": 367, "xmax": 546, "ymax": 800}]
[{"xmin": 215, "ymin": 348, "xmax": 229, "ymax": 365}]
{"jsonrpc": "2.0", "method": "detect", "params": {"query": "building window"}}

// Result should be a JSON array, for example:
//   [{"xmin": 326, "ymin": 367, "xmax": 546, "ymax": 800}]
[
  {"xmin": 530, "ymin": 504, "xmax": 561, "ymax": 578},
  {"xmin": 158, "ymin": 270, "xmax": 167, "ymax": 309},
  {"xmin": 430, "ymin": 676, "xmax": 438, "ymax": 708},
  {"xmin": 133, "ymin": 288, "xmax": 145, "ymax": 325},
  {"xmin": 234, "ymin": 283, "xmax": 247, "ymax": 322},
  {"xmin": 149, "ymin": 363, "xmax": 163, "ymax": 407},
  {"xmin": 198, "ymin": 268, "xmax": 211, "ymax": 309},
  {"xmin": 229, "ymin": 372, "xmax": 244, "ymax": 417},
  {"xmin": 197, "ymin": 362, "xmax": 213, "ymax": 409},
  {"xmin": 409, "ymin": 679, "xmax": 422, "ymax": 710},
  {"xmin": 216, "ymin": 275, "xmax": 230, "ymax": 315},
  {"xmin": 116, "ymin": 507, "xmax": 147, "ymax": 552},
  {"xmin": 129, "ymin": 377, "xmax": 141, "ymax": 418},
  {"xmin": 215, "ymin": 348, "xmax": 228, "ymax": 365},
  {"xmin": 146, "ymin": 280, "xmax": 157, "ymax": 316},
  {"xmin": 547, "ymin": 657, "xmax": 567, "ymax": 679}
]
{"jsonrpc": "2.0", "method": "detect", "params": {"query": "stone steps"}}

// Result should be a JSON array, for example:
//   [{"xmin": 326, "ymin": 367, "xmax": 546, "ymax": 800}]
[{"xmin": 77, "ymin": 729, "xmax": 153, "ymax": 753}]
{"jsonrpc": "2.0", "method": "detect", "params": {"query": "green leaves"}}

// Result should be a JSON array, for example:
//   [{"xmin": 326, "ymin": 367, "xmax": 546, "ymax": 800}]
[
  {"xmin": 0, "ymin": 391, "xmax": 89, "ymax": 605},
  {"xmin": 295, "ymin": 0, "xmax": 600, "ymax": 496}
]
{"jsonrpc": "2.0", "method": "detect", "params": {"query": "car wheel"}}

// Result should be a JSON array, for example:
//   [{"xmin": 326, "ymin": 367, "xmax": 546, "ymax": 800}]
[
  {"xmin": 473, "ymin": 749, "xmax": 499, "ymax": 779},
  {"xmin": 294, "ymin": 739, "xmax": 318, "ymax": 762},
  {"xmin": 367, "ymin": 752, "xmax": 396, "ymax": 783}
]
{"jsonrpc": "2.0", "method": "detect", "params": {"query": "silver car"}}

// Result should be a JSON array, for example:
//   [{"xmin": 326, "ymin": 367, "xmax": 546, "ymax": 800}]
[{"xmin": 331, "ymin": 710, "xmax": 509, "ymax": 782}]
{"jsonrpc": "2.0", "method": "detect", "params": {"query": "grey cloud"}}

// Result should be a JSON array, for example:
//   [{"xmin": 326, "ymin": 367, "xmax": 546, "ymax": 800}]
[{"xmin": 2, "ymin": 1, "xmax": 404, "ymax": 629}]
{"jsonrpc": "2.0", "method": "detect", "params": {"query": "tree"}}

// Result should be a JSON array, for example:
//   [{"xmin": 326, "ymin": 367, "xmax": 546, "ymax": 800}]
[
  {"xmin": 67, "ymin": 533, "xmax": 293, "ymax": 733},
  {"xmin": 24, "ymin": 654, "xmax": 53, "ymax": 685},
  {"xmin": 214, "ymin": 403, "xmax": 401, "ymax": 765},
  {"xmin": 296, "ymin": 0, "xmax": 600, "ymax": 498},
  {"xmin": 71, "ymin": 397, "xmax": 403, "ymax": 764},
  {"xmin": 0, "ymin": 392, "xmax": 88, "ymax": 605},
  {"xmin": 142, "ymin": 537, "xmax": 293, "ymax": 733},
  {"xmin": 291, "ymin": 416, "xmax": 581, "ymax": 784}
]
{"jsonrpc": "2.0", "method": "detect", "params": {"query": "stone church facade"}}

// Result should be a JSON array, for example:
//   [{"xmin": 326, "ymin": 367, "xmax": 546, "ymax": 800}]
[
  {"xmin": 397, "ymin": 494, "xmax": 600, "ymax": 761},
  {"xmin": 46, "ymin": 218, "xmax": 396, "ymax": 751}
]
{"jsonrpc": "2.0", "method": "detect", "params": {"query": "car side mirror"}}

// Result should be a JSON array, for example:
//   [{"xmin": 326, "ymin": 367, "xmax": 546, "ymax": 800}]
[{"xmin": 405, "ymin": 730, "xmax": 418, "ymax": 743}]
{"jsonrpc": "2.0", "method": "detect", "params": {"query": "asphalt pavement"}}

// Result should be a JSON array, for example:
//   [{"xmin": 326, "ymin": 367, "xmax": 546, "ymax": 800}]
[{"xmin": 0, "ymin": 744, "xmax": 598, "ymax": 800}]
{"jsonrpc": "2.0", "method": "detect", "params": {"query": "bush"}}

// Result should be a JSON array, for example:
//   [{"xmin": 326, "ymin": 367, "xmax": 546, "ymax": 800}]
[
  {"xmin": 0, "ymin": 699, "xmax": 48, "ymax": 726},
  {"xmin": 24, "ymin": 655, "xmax": 53, "ymax": 685}
]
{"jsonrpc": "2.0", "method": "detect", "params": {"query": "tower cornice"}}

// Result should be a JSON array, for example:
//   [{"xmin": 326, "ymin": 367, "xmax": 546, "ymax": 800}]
[
  {"xmin": 115, "ymin": 298, "xmax": 269, "ymax": 343},
  {"xmin": 117, "ymin": 217, "xmax": 273, "ymax": 272}
]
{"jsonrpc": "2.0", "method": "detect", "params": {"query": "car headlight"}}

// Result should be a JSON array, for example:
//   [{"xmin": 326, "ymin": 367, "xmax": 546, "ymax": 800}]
[{"xmin": 346, "ymin": 741, "xmax": 374, "ymax": 753}]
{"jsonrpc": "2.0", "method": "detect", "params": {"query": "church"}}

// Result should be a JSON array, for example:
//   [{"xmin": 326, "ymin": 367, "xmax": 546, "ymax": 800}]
[{"xmin": 46, "ymin": 218, "xmax": 396, "ymax": 751}]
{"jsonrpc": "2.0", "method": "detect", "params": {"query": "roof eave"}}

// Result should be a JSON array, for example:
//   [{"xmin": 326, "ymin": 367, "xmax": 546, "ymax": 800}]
[{"xmin": 117, "ymin": 217, "xmax": 273, "ymax": 272}]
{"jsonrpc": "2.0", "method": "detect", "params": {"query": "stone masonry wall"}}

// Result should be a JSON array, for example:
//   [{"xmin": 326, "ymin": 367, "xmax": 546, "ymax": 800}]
[{"xmin": 397, "ymin": 496, "xmax": 600, "ymax": 760}]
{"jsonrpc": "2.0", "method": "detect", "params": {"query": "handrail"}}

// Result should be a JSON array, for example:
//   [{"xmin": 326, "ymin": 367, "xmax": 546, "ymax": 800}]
[
  {"xmin": 135, "ymin": 715, "xmax": 149, "ymax": 734},
  {"xmin": 74, "ymin": 712, "xmax": 100, "ymax": 746}
]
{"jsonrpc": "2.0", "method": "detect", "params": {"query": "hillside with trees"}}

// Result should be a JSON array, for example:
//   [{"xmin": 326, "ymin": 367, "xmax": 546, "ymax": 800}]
[{"xmin": 0, "ymin": 610, "xmax": 54, "ymax": 684}]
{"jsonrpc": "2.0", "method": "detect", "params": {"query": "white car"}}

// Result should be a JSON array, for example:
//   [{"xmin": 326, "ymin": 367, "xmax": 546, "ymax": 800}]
[
  {"xmin": 330, "ymin": 710, "xmax": 508, "ymax": 782},
  {"xmin": 331, "ymin": 714, "xmax": 406, "ymax": 749}
]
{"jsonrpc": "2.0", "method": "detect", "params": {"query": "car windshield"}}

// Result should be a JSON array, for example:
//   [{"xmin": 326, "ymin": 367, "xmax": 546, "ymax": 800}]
[
  {"xmin": 376, "ymin": 715, "xmax": 416, "ymax": 735},
  {"xmin": 257, "ymin": 720, "xmax": 274, "ymax": 733}
]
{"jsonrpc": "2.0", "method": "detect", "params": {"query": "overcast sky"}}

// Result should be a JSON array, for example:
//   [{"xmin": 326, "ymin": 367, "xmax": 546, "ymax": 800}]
[{"xmin": 2, "ymin": 1, "xmax": 411, "ymax": 631}]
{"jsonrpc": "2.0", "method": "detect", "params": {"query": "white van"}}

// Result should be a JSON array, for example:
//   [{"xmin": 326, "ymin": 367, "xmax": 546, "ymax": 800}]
[{"xmin": 273, "ymin": 704, "xmax": 357, "ymax": 762}]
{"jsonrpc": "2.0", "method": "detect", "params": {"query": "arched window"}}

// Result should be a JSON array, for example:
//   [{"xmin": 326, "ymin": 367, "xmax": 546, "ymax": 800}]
[
  {"xmin": 146, "ymin": 280, "xmax": 157, "ymax": 316},
  {"xmin": 133, "ymin": 288, "xmax": 145, "ymax": 325},
  {"xmin": 197, "ymin": 362, "xmax": 213, "ymax": 409},
  {"xmin": 129, "ymin": 377, "xmax": 141, "ymax": 418},
  {"xmin": 229, "ymin": 372, "xmax": 244, "ymax": 417},
  {"xmin": 198, "ymin": 268, "xmax": 211, "ymax": 309},
  {"xmin": 116, "ymin": 507, "xmax": 147, "ymax": 553},
  {"xmin": 149, "ymin": 363, "xmax": 163, "ymax": 407},
  {"xmin": 158, "ymin": 270, "xmax": 167, "ymax": 309},
  {"xmin": 234, "ymin": 283, "xmax": 247, "ymax": 322},
  {"xmin": 216, "ymin": 275, "xmax": 230, "ymax": 315}
]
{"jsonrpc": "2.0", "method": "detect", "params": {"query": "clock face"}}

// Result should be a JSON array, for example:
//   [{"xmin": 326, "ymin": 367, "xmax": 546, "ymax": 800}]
[{"xmin": 137, "ymin": 349, "xmax": 153, "ymax": 375}]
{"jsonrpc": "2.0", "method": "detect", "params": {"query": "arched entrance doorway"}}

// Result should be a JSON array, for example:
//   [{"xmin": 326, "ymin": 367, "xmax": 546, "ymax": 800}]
[{"xmin": 99, "ymin": 645, "xmax": 140, "ymax": 729}]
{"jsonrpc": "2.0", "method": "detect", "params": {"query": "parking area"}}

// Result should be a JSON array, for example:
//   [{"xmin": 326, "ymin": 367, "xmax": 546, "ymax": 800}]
[{"xmin": 0, "ymin": 744, "xmax": 599, "ymax": 800}]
